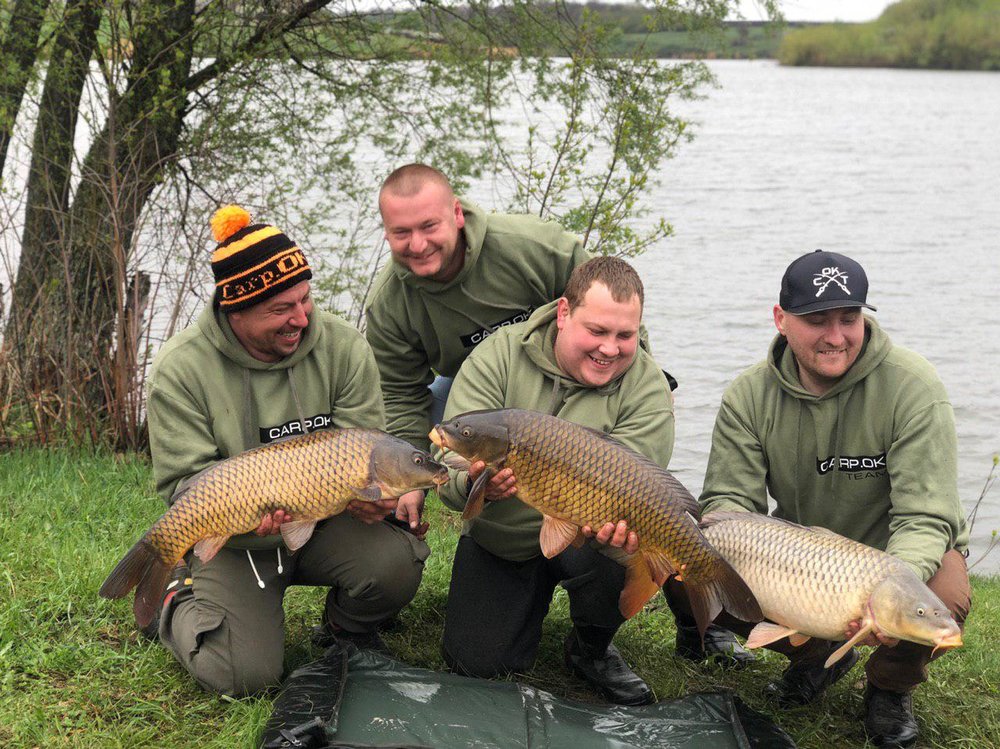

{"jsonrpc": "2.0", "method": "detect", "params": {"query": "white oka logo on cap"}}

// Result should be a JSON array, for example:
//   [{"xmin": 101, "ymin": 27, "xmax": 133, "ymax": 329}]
[{"xmin": 813, "ymin": 266, "xmax": 850, "ymax": 298}]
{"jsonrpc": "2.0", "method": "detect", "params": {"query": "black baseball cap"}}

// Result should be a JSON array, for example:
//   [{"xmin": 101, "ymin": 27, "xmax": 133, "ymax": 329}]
[{"xmin": 779, "ymin": 249, "xmax": 877, "ymax": 315}]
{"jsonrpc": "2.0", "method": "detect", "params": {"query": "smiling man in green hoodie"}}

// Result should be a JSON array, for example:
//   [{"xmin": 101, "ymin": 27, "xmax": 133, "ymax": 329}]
[
  {"xmin": 144, "ymin": 206, "xmax": 429, "ymax": 697},
  {"xmin": 676, "ymin": 249, "xmax": 970, "ymax": 748},
  {"xmin": 435, "ymin": 256, "xmax": 674, "ymax": 707}
]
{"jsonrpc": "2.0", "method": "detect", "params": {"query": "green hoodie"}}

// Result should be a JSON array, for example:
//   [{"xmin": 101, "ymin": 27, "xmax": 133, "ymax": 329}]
[
  {"xmin": 436, "ymin": 300, "xmax": 675, "ymax": 561},
  {"xmin": 700, "ymin": 316, "xmax": 968, "ymax": 582},
  {"xmin": 365, "ymin": 198, "xmax": 590, "ymax": 451},
  {"xmin": 146, "ymin": 303, "xmax": 385, "ymax": 550}
]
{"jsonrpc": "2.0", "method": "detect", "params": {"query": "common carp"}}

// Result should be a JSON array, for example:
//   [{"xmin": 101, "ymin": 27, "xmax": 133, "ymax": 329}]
[
  {"xmin": 699, "ymin": 511, "xmax": 963, "ymax": 666},
  {"xmin": 429, "ymin": 409, "xmax": 762, "ymax": 634},
  {"xmin": 100, "ymin": 428, "xmax": 448, "ymax": 628}
]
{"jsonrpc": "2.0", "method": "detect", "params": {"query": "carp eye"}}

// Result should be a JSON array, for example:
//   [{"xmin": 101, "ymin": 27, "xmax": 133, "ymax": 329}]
[
  {"xmin": 916, "ymin": 607, "xmax": 925, "ymax": 617},
  {"xmin": 413, "ymin": 455, "xmax": 424, "ymax": 465},
  {"xmin": 461, "ymin": 427, "xmax": 472, "ymax": 438}
]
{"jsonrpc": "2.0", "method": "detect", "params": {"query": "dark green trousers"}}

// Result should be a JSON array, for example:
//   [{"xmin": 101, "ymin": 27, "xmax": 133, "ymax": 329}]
[{"xmin": 160, "ymin": 513, "xmax": 429, "ymax": 696}]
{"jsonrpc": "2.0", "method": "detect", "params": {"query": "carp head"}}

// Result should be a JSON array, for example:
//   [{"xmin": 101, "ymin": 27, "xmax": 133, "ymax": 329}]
[
  {"xmin": 370, "ymin": 435, "xmax": 449, "ymax": 498},
  {"xmin": 869, "ymin": 574, "xmax": 963, "ymax": 653},
  {"xmin": 429, "ymin": 410, "xmax": 511, "ymax": 471}
]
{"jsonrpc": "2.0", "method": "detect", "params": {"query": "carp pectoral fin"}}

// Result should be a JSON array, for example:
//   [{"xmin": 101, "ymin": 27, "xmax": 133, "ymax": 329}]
[
  {"xmin": 643, "ymin": 551, "xmax": 677, "ymax": 586},
  {"xmin": 619, "ymin": 555, "xmax": 660, "ymax": 618},
  {"xmin": 194, "ymin": 535, "xmax": 231, "ymax": 563},
  {"xmin": 788, "ymin": 633, "xmax": 812, "ymax": 647},
  {"xmin": 824, "ymin": 624, "xmax": 873, "ymax": 668},
  {"xmin": 570, "ymin": 531, "xmax": 587, "ymax": 548},
  {"xmin": 746, "ymin": 621, "xmax": 800, "ymax": 649},
  {"xmin": 280, "ymin": 520, "xmax": 318, "ymax": 552},
  {"xmin": 462, "ymin": 469, "xmax": 493, "ymax": 520},
  {"xmin": 539, "ymin": 515, "xmax": 579, "ymax": 559}
]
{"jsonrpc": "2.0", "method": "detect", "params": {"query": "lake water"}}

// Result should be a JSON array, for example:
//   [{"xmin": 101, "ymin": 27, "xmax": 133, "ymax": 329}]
[
  {"xmin": 2, "ymin": 59, "xmax": 996, "ymax": 571},
  {"xmin": 611, "ymin": 60, "xmax": 998, "ymax": 573}
]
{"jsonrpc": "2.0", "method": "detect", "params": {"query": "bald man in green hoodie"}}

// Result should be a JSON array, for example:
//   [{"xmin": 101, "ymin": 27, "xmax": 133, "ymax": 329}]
[
  {"xmin": 671, "ymin": 250, "xmax": 970, "ymax": 748},
  {"xmin": 435, "ymin": 256, "xmax": 674, "ymax": 707}
]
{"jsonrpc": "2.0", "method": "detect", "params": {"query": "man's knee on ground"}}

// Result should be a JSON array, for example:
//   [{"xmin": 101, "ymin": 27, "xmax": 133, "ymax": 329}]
[
  {"xmin": 193, "ymin": 652, "xmax": 284, "ymax": 697},
  {"xmin": 343, "ymin": 548, "xmax": 424, "ymax": 610}
]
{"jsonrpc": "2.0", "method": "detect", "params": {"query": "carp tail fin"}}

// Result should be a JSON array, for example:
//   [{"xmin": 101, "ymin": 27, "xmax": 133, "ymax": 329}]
[{"xmin": 99, "ymin": 539, "xmax": 171, "ymax": 629}]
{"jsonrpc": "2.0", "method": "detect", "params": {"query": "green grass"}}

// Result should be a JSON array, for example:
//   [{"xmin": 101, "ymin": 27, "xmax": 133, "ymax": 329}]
[{"xmin": 2, "ymin": 448, "xmax": 998, "ymax": 748}]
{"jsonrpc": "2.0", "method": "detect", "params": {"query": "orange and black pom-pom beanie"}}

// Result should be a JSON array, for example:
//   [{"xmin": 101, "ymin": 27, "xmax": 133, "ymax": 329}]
[{"xmin": 209, "ymin": 205, "xmax": 312, "ymax": 313}]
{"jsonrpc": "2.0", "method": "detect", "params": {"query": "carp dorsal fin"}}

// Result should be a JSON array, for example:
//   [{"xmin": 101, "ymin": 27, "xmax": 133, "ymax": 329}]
[
  {"xmin": 746, "ymin": 621, "xmax": 800, "ymax": 649},
  {"xmin": 578, "ymin": 427, "xmax": 700, "ymax": 518},
  {"xmin": 539, "ymin": 515, "xmax": 579, "ymax": 559},
  {"xmin": 462, "ymin": 469, "xmax": 493, "ymax": 520},
  {"xmin": 281, "ymin": 519, "xmax": 318, "ymax": 552},
  {"xmin": 194, "ymin": 535, "xmax": 231, "ymax": 563},
  {"xmin": 700, "ymin": 511, "xmax": 841, "ymax": 539},
  {"xmin": 699, "ymin": 510, "xmax": 754, "ymax": 529},
  {"xmin": 619, "ymin": 555, "xmax": 661, "ymax": 618},
  {"xmin": 825, "ymin": 624, "xmax": 873, "ymax": 668}
]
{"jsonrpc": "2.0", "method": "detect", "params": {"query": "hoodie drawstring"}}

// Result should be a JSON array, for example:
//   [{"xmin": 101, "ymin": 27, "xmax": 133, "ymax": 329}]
[
  {"xmin": 546, "ymin": 375, "xmax": 564, "ymax": 415},
  {"xmin": 247, "ymin": 550, "xmax": 265, "ymax": 589},
  {"xmin": 246, "ymin": 548, "xmax": 286, "ymax": 590}
]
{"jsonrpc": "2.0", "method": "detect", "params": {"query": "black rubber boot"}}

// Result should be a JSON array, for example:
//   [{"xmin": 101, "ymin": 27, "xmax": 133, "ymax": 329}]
[
  {"xmin": 863, "ymin": 684, "xmax": 919, "ymax": 747},
  {"xmin": 764, "ymin": 645, "xmax": 859, "ymax": 706},
  {"xmin": 674, "ymin": 622, "xmax": 756, "ymax": 670},
  {"xmin": 563, "ymin": 626, "xmax": 654, "ymax": 706},
  {"xmin": 313, "ymin": 604, "xmax": 390, "ymax": 654},
  {"xmin": 138, "ymin": 561, "xmax": 192, "ymax": 641}
]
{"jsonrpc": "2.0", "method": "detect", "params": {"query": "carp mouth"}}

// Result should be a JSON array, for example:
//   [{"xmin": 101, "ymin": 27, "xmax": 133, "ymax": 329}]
[
  {"xmin": 932, "ymin": 631, "xmax": 964, "ymax": 654},
  {"xmin": 428, "ymin": 426, "xmax": 475, "ymax": 472},
  {"xmin": 429, "ymin": 426, "xmax": 447, "ymax": 451}
]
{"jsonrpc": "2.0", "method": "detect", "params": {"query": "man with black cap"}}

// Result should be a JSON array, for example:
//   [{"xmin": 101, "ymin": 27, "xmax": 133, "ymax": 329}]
[
  {"xmin": 671, "ymin": 249, "xmax": 970, "ymax": 747},
  {"xmin": 143, "ymin": 205, "xmax": 429, "ymax": 696}
]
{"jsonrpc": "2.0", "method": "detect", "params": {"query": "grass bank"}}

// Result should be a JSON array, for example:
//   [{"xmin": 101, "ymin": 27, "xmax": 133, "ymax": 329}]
[{"xmin": 2, "ymin": 448, "xmax": 997, "ymax": 748}]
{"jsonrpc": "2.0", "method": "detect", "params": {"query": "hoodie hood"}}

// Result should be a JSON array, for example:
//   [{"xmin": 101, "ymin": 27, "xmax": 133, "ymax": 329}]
[
  {"xmin": 196, "ymin": 303, "xmax": 322, "ymax": 371},
  {"xmin": 768, "ymin": 315, "xmax": 893, "ymax": 400},
  {"xmin": 389, "ymin": 198, "xmax": 487, "ymax": 293}
]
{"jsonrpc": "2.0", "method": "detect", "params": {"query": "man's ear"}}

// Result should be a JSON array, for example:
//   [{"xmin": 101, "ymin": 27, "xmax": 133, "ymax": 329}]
[
  {"xmin": 454, "ymin": 199, "xmax": 465, "ymax": 230},
  {"xmin": 773, "ymin": 304, "xmax": 786, "ymax": 335},
  {"xmin": 556, "ymin": 297, "xmax": 570, "ymax": 329}
]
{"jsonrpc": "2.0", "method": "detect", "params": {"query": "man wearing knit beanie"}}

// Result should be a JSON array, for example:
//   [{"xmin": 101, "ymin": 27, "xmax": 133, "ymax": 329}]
[{"xmin": 142, "ymin": 205, "xmax": 429, "ymax": 697}]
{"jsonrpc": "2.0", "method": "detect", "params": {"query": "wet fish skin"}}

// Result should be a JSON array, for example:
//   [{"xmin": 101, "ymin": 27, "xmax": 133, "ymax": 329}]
[
  {"xmin": 100, "ymin": 428, "xmax": 448, "ymax": 627},
  {"xmin": 700, "ymin": 511, "xmax": 963, "ymax": 665},
  {"xmin": 430, "ymin": 408, "xmax": 762, "ymax": 634}
]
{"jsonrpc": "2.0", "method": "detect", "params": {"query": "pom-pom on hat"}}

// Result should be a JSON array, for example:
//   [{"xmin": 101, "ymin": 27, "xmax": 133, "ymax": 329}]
[{"xmin": 209, "ymin": 204, "xmax": 312, "ymax": 313}]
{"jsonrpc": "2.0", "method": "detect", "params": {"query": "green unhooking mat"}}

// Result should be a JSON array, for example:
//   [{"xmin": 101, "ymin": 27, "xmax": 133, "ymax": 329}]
[{"xmin": 260, "ymin": 645, "xmax": 796, "ymax": 749}]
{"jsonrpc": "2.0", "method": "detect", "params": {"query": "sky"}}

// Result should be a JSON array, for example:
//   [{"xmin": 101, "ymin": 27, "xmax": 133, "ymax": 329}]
[{"xmin": 738, "ymin": 0, "xmax": 896, "ymax": 22}]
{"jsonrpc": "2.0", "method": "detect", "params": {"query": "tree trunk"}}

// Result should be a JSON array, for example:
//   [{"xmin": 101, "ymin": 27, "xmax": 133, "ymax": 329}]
[
  {"xmin": 3, "ymin": 0, "xmax": 101, "ymax": 439},
  {"xmin": 0, "ymin": 0, "xmax": 50, "ymax": 177},
  {"xmin": 65, "ymin": 0, "xmax": 195, "ymax": 442}
]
